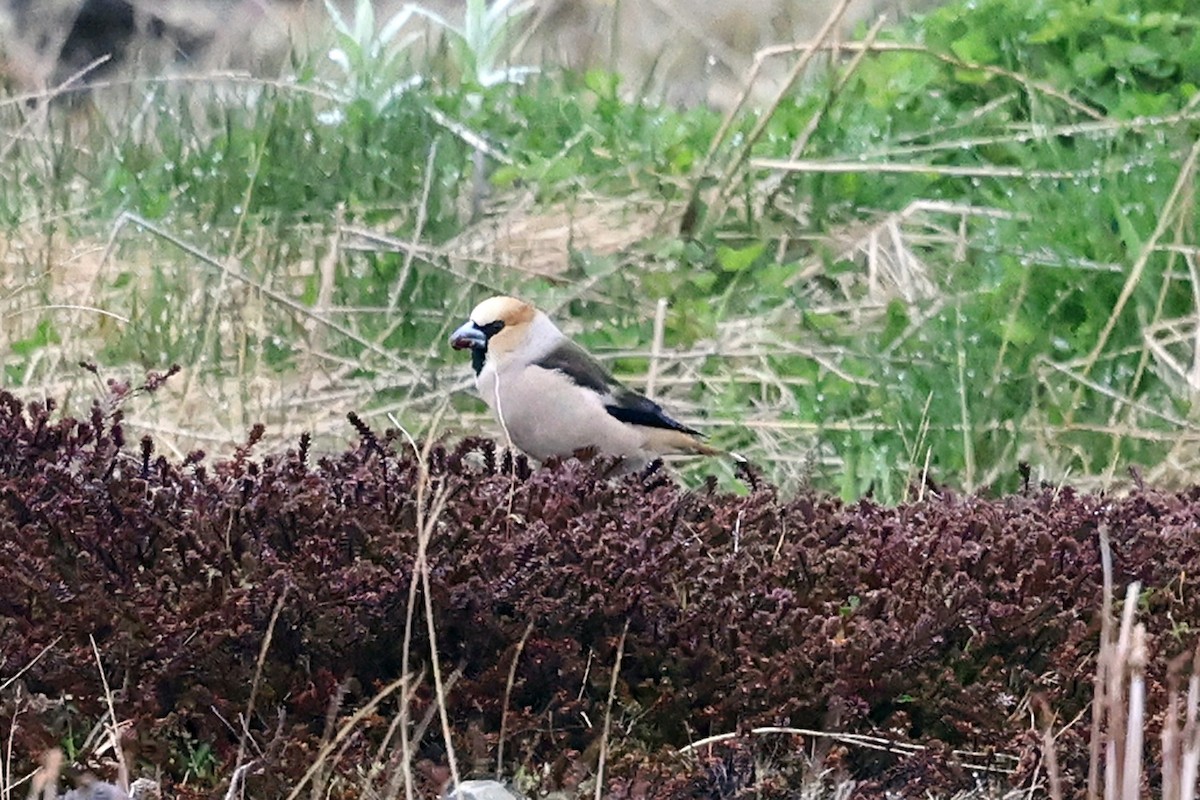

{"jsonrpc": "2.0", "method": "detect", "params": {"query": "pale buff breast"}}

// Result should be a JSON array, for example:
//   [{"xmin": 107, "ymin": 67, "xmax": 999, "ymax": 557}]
[{"xmin": 475, "ymin": 362, "xmax": 648, "ymax": 462}]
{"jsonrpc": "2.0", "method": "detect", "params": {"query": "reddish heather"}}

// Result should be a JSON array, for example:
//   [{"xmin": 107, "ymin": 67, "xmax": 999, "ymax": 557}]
[{"xmin": 1, "ymin": 381, "xmax": 1196, "ymax": 798}]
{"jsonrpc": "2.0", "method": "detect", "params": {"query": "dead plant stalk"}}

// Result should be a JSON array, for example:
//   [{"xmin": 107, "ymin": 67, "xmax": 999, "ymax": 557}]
[{"xmin": 594, "ymin": 620, "xmax": 630, "ymax": 800}]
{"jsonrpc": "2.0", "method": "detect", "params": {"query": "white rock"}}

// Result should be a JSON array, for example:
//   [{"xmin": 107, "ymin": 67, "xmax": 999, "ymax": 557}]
[{"xmin": 444, "ymin": 779, "xmax": 524, "ymax": 800}]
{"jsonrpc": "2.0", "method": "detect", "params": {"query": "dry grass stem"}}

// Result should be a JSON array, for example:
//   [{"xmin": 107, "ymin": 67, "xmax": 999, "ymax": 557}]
[
  {"xmin": 88, "ymin": 635, "xmax": 130, "ymax": 795},
  {"xmin": 221, "ymin": 762, "xmax": 255, "ymax": 800},
  {"xmin": 1122, "ymin": 626, "xmax": 1148, "ymax": 800},
  {"xmin": 306, "ymin": 207, "xmax": 343, "ymax": 372},
  {"xmin": 496, "ymin": 621, "xmax": 536, "ymax": 780},
  {"xmin": 418, "ymin": 485, "xmax": 462, "ymax": 793},
  {"xmin": 679, "ymin": 726, "xmax": 1017, "ymax": 774},
  {"xmin": 0, "ymin": 304, "xmax": 130, "ymax": 325},
  {"xmin": 754, "ymin": 40, "xmax": 1103, "ymax": 118},
  {"xmin": 392, "ymin": 406, "xmax": 450, "ymax": 800},
  {"xmin": 397, "ymin": 405, "xmax": 462, "ymax": 794},
  {"xmin": 752, "ymin": 157, "xmax": 1101, "ymax": 181},
  {"xmin": 645, "ymin": 297, "xmax": 669, "ymax": 400},
  {"xmin": 866, "ymin": 108, "xmax": 1200, "ymax": 160},
  {"xmin": 704, "ymin": 0, "xmax": 855, "ymax": 223},
  {"xmin": 955, "ymin": 316, "xmax": 975, "ymax": 491},
  {"xmin": 594, "ymin": 619, "xmax": 630, "ymax": 800},
  {"xmin": 385, "ymin": 141, "xmax": 439, "ymax": 317},
  {"xmin": 232, "ymin": 586, "xmax": 290, "ymax": 779},
  {"xmin": 0, "ymin": 55, "xmax": 111, "ymax": 163},
  {"xmin": 1180, "ymin": 647, "xmax": 1200, "ymax": 800},
  {"xmin": 803, "ymin": 14, "xmax": 886, "ymax": 149},
  {"xmin": 106, "ymin": 213, "xmax": 408, "ymax": 368},
  {"xmin": 27, "ymin": 748, "xmax": 62, "ymax": 800},
  {"xmin": 281, "ymin": 676, "xmax": 409, "ymax": 800},
  {"xmin": 423, "ymin": 106, "xmax": 512, "ymax": 166},
  {"xmin": 1074, "ymin": 137, "xmax": 1200, "ymax": 391},
  {"xmin": 1038, "ymin": 358, "xmax": 1197, "ymax": 431},
  {"xmin": 0, "ymin": 638, "xmax": 61, "ymax": 695},
  {"xmin": 1037, "ymin": 697, "xmax": 1064, "ymax": 800},
  {"xmin": 700, "ymin": 0, "xmax": 850, "ymax": 167}
]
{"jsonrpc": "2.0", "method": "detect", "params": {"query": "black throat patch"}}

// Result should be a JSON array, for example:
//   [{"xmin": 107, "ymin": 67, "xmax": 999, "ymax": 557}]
[{"xmin": 471, "ymin": 347, "xmax": 486, "ymax": 375}]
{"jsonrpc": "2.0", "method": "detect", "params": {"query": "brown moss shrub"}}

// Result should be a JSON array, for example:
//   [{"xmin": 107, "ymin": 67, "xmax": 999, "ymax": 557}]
[{"xmin": 2, "ymin": 382, "xmax": 1200, "ymax": 797}]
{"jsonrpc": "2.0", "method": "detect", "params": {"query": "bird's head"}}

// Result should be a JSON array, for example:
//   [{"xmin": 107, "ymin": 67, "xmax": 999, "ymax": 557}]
[{"xmin": 450, "ymin": 295, "xmax": 543, "ymax": 373}]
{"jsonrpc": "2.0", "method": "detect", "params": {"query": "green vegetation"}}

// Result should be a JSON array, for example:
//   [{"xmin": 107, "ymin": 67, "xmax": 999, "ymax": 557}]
[{"xmin": 1, "ymin": 0, "xmax": 1198, "ymax": 501}]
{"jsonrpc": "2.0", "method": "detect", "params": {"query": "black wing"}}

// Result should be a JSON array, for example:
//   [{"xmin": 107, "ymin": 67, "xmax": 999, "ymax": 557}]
[
  {"xmin": 534, "ymin": 339, "xmax": 615, "ymax": 395},
  {"xmin": 534, "ymin": 340, "xmax": 703, "ymax": 436},
  {"xmin": 604, "ymin": 389, "xmax": 702, "ymax": 435}
]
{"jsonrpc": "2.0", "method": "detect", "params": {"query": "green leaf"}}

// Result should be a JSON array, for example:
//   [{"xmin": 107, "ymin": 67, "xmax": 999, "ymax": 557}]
[
  {"xmin": 1102, "ymin": 35, "xmax": 1133, "ymax": 66},
  {"xmin": 716, "ymin": 242, "xmax": 765, "ymax": 273},
  {"xmin": 9, "ymin": 319, "xmax": 58, "ymax": 357},
  {"xmin": 879, "ymin": 299, "xmax": 909, "ymax": 348},
  {"xmin": 666, "ymin": 141, "xmax": 697, "ymax": 173},
  {"xmin": 950, "ymin": 29, "xmax": 1000, "ymax": 64},
  {"xmin": 353, "ymin": 0, "xmax": 375, "ymax": 49},
  {"xmin": 689, "ymin": 272, "xmax": 717, "ymax": 292},
  {"xmin": 1072, "ymin": 50, "xmax": 1108, "ymax": 80},
  {"xmin": 301, "ymin": 274, "xmax": 319, "ymax": 306},
  {"xmin": 489, "ymin": 164, "xmax": 521, "ymax": 189},
  {"xmin": 803, "ymin": 311, "xmax": 842, "ymax": 332},
  {"xmin": 584, "ymin": 69, "xmax": 620, "ymax": 99},
  {"xmin": 999, "ymin": 316, "xmax": 1036, "ymax": 347},
  {"xmin": 1124, "ymin": 42, "xmax": 1162, "ymax": 67}
]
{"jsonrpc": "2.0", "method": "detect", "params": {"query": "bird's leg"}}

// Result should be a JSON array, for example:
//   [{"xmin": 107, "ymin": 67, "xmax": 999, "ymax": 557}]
[
  {"xmin": 600, "ymin": 456, "xmax": 639, "ymax": 480},
  {"xmin": 571, "ymin": 445, "xmax": 600, "ymax": 463}
]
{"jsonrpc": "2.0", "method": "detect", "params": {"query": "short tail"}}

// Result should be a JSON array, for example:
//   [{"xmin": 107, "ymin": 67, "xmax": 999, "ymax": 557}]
[{"xmin": 643, "ymin": 428, "xmax": 734, "ymax": 459}]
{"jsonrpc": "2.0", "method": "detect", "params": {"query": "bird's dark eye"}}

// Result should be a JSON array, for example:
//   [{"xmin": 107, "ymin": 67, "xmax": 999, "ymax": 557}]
[{"xmin": 477, "ymin": 320, "xmax": 504, "ymax": 338}]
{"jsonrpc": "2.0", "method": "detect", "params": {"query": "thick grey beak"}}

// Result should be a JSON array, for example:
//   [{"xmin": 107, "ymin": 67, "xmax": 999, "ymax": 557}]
[{"xmin": 449, "ymin": 321, "xmax": 487, "ymax": 350}]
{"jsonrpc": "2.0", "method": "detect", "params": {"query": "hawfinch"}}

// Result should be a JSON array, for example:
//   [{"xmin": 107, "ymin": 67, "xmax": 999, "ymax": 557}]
[{"xmin": 450, "ymin": 296, "xmax": 718, "ymax": 468}]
